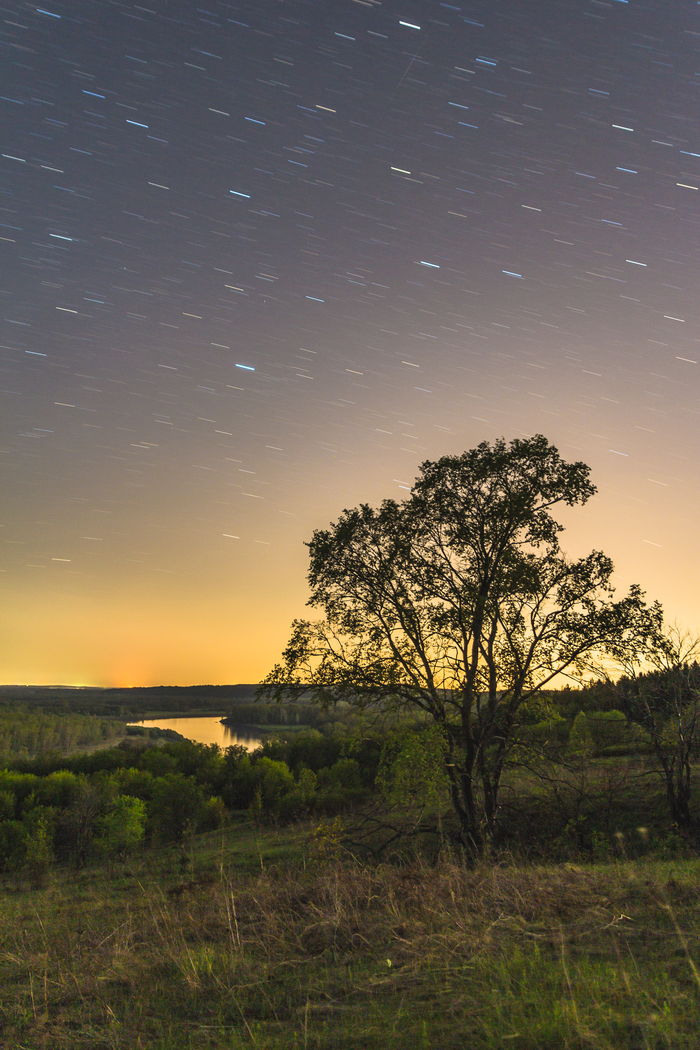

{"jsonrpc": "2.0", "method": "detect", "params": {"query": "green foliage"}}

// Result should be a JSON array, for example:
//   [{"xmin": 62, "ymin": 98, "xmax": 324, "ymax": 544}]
[
  {"xmin": 148, "ymin": 774, "xmax": 207, "ymax": 842},
  {"xmin": 200, "ymin": 795, "xmax": 227, "ymax": 831},
  {"xmin": 3, "ymin": 828, "xmax": 700, "ymax": 1049},
  {"xmin": 54, "ymin": 780, "xmax": 106, "ymax": 865},
  {"xmin": 137, "ymin": 747, "xmax": 178, "ymax": 777},
  {"xmin": 515, "ymin": 711, "xmax": 570, "ymax": 754},
  {"xmin": 611, "ymin": 628, "xmax": 700, "ymax": 834},
  {"xmin": 0, "ymin": 790, "xmax": 14, "ymax": 821},
  {"xmin": 247, "ymin": 758, "xmax": 296, "ymax": 824},
  {"xmin": 1, "ymin": 681, "xmax": 696, "ymax": 877},
  {"xmin": 296, "ymin": 766, "xmax": 317, "ymax": 804},
  {"xmin": 317, "ymin": 756, "xmax": 363, "ymax": 792},
  {"xmin": 222, "ymin": 701, "xmax": 341, "ymax": 728},
  {"xmin": 35, "ymin": 769, "xmax": 83, "ymax": 809},
  {"xmin": 0, "ymin": 820, "xmax": 24, "ymax": 873},
  {"xmin": 308, "ymin": 815, "xmax": 346, "ymax": 861},
  {"xmin": 587, "ymin": 709, "xmax": 631, "ymax": 751},
  {"xmin": 0, "ymin": 770, "xmax": 39, "ymax": 809},
  {"xmin": 0, "ymin": 683, "xmax": 259, "ymax": 718},
  {"xmin": 93, "ymin": 795, "xmax": 147, "ymax": 858},
  {"xmin": 516, "ymin": 690, "xmax": 566, "ymax": 725},
  {"xmin": 109, "ymin": 766, "xmax": 155, "ymax": 800},
  {"xmin": 568, "ymin": 711, "xmax": 594, "ymax": 756},
  {"xmin": 376, "ymin": 725, "xmax": 449, "ymax": 808},
  {"xmin": 22, "ymin": 811, "xmax": 54, "ymax": 885}
]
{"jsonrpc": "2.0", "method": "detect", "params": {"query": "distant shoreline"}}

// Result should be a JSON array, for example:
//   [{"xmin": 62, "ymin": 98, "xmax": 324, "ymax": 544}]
[
  {"xmin": 220, "ymin": 719, "xmax": 312, "ymax": 735},
  {"xmin": 126, "ymin": 715, "xmax": 312, "ymax": 738}
]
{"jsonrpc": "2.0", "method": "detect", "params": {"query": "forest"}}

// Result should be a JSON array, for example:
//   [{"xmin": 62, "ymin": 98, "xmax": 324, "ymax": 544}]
[
  {"xmin": 0, "ymin": 683, "xmax": 259, "ymax": 719},
  {"xmin": 0, "ymin": 704, "xmax": 126, "ymax": 765}
]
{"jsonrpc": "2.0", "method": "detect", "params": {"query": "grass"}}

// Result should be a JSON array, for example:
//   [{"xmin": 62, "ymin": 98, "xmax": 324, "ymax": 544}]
[{"xmin": 1, "ymin": 821, "xmax": 699, "ymax": 1049}]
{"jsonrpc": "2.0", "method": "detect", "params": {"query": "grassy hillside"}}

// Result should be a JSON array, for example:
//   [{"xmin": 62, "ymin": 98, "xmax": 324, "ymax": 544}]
[
  {"xmin": 1, "ymin": 820, "xmax": 699, "ymax": 1049},
  {"xmin": 1, "ymin": 682, "xmax": 698, "ymax": 1046}
]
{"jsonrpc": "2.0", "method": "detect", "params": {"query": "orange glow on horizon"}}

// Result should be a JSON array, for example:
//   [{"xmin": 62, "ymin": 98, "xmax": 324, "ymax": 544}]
[{"xmin": 2, "ymin": 443, "xmax": 698, "ymax": 688}]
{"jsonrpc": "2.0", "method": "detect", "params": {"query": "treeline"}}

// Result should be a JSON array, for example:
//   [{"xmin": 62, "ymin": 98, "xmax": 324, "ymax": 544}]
[
  {"xmin": 225, "ymin": 690, "xmax": 650, "ymax": 750},
  {"xmin": 516, "ymin": 699, "xmax": 645, "ymax": 756},
  {"xmin": 223, "ymin": 702, "xmax": 351, "ymax": 730},
  {"xmin": 0, "ymin": 706, "xmax": 126, "ymax": 764},
  {"xmin": 0, "ymin": 715, "xmax": 688, "ymax": 885},
  {"xmin": 223, "ymin": 694, "xmax": 647, "ymax": 751},
  {"xmin": 0, "ymin": 685, "xmax": 260, "ymax": 719}
]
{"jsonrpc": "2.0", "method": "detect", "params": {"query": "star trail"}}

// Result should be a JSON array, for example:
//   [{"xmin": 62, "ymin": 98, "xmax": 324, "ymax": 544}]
[{"xmin": 1, "ymin": 0, "xmax": 699, "ymax": 685}]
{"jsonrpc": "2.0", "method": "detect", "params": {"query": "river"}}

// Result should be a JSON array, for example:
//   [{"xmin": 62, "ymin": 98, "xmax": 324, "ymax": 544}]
[{"xmin": 128, "ymin": 716, "xmax": 263, "ymax": 751}]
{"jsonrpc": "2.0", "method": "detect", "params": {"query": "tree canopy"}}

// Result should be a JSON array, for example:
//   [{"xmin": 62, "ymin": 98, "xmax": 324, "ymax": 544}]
[{"xmin": 261, "ymin": 435, "xmax": 660, "ymax": 858}]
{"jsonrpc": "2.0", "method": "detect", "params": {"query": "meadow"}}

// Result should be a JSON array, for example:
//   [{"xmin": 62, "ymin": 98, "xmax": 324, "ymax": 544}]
[
  {"xmin": 0, "ymin": 684, "xmax": 698, "ymax": 1048},
  {"xmin": 1, "ymin": 817, "xmax": 699, "ymax": 1050}
]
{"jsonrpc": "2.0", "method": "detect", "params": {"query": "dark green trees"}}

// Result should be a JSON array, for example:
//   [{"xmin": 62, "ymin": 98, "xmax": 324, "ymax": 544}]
[{"xmin": 262, "ymin": 435, "xmax": 658, "ymax": 859}]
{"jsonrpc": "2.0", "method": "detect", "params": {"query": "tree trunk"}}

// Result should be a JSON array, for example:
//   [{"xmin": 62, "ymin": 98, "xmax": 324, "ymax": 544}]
[
  {"xmin": 444, "ymin": 759, "xmax": 484, "ymax": 863},
  {"xmin": 671, "ymin": 770, "xmax": 696, "ymax": 834}
]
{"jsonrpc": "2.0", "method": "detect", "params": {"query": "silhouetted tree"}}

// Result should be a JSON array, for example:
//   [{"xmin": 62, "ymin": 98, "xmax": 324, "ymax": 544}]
[{"xmin": 261, "ymin": 435, "xmax": 659, "ymax": 860}]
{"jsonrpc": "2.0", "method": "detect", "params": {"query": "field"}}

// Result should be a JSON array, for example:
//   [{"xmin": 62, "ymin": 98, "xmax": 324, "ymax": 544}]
[
  {"xmin": 1, "ymin": 679, "xmax": 699, "ymax": 1048},
  {"xmin": 1, "ymin": 819, "xmax": 699, "ymax": 1050}
]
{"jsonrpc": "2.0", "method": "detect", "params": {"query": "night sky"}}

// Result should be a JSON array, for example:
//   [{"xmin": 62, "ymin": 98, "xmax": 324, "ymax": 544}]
[{"xmin": 2, "ymin": 0, "xmax": 699, "ymax": 686}]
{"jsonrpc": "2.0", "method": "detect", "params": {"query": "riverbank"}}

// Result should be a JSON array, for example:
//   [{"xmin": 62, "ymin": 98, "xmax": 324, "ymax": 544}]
[{"xmin": 2, "ymin": 819, "xmax": 698, "ymax": 1049}]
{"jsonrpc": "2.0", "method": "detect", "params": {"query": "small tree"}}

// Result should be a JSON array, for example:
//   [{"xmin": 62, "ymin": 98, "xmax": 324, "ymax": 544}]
[
  {"xmin": 93, "ymin": 796, "xmax": 147, "ymax": 858},
  {"xmin": 22, "ymin": 810, "xmax": 55, "ymax": 887},
  {"xmin": 261, "ymin": 435, "xmax": 658, "ymax": 860},
  {"xmin": 568, "ymin": 711, "xmax": 594, "ymax": 757},
  {"xmin": 148, "ymin": 775, "xmax": 206, "ymax": 843},
  {"xmin": 613, "ymin": 624, "xmax": 700, "ymax": 839}
]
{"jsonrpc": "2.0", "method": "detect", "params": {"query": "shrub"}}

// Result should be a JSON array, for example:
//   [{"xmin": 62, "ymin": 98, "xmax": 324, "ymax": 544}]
[
  {"xmin": 93, "ymin": 795, "xmax": 147, "ymax": 858},
  {"xmin": 588, "ymin": 709, "xmax": 629, "ymax": 752},
  {"xmin": 148, "ymin": 775, "xmax": 207, "ymax": 842},
  {"xmin": 568, "ymin": 711, "xmax": 594, "ymax": 756}
]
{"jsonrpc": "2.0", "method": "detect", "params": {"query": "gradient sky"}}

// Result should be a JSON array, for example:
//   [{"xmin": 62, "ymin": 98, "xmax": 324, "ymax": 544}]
[{"xmin": 2, "ymin": 0, "xmax": 699, "ymax": 686}]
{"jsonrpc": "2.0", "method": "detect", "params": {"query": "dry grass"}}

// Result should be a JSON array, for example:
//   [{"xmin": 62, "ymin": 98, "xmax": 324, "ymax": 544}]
[{"xmin": 1, "ymin": 825, "xmax": 699, "ymax": 1048}]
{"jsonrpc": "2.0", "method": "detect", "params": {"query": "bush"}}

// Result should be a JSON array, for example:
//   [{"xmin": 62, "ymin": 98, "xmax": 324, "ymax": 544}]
[
  {"xmin": 588, "ymin": 709, "xmax": 629, "ymax": 752},
  {"xmin": 108, "ymin": 767, "xmax": 155, "ymax": 801},
  {"xmin": 249, "ymin": 758, "xmax": 296, "ymax": 823},
  {"xmin": 54, "ymin": 781, "xmax": 105, "ymax": 865},
  {"xmin": 0, "ymin": 819, "xmax": 24, "ymax": 872},
  {"xmin": 93, "ymin": 795, "xmax": 147, "ymax": 858},
  {"xmin": 23, "ymin": 813, "xmax": 54, "ymax": 886},
  {"xmin": 148, "ymin": 775, "xmax": 207, "ymax": 842},
  {"xmin": 568, "ymin": 711, "xmax": 594, "ymax": 756},
  {"xmin": 34, "ymin": 770, "xmax": 83, "ymax": 809},
  {"xmin": 376, "ymin": 726, "xmax": 449, "ymax": 809},
  {"xmin": 516, "ymin": 713, "xmax": 570, "ymax": 753}
]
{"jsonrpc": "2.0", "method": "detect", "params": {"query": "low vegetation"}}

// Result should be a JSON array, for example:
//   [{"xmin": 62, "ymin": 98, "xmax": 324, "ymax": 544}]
[
  {"xmin": 0, "ymin": 676, "xmax": 698, "ymax": 872},
  {"xmin": 1, "ymin": 820, "xmax": 700, "ymax": 1049}
]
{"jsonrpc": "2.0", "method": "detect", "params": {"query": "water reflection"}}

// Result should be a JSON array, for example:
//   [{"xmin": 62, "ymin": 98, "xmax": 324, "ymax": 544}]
[{"xmin": 127, "ymin": 716, "xmax": 263, "ymax": 751}]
